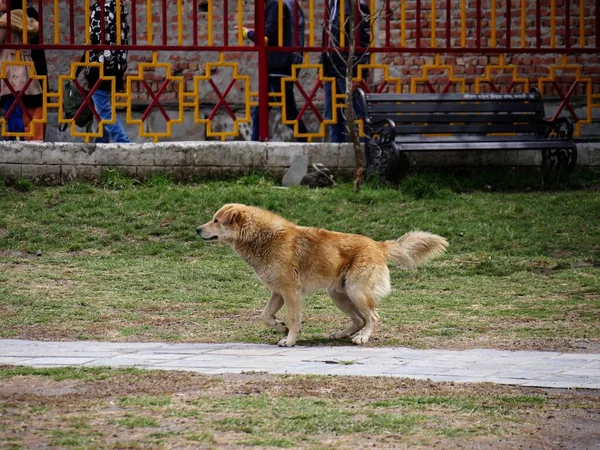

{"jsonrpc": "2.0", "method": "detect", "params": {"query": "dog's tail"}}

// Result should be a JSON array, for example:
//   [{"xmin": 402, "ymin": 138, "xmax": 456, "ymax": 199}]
[{"xmin": 384, "ymin": 231, "xmax": 448, "ymax": 270}]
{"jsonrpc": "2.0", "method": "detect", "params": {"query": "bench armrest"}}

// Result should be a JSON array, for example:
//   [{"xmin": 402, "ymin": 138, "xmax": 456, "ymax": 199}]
[
  {"xmin": 364, "ymin": 118, "xmax": 396, "ymax": 146},
  {"xmin": 543, "ymin": 117, "xmax": 575, "ymax": 139}
]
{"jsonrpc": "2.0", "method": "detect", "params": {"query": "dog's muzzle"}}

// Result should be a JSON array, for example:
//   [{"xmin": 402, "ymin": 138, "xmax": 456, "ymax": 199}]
[{"xmin": 196, "ymin": 226, "xmax": 218, "ymax": 241}]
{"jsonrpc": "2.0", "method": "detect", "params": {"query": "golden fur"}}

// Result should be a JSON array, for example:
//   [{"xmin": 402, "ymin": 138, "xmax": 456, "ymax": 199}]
[{"xmin": 197, "ymin": 203, "xmax": 448, "ymax": 347}]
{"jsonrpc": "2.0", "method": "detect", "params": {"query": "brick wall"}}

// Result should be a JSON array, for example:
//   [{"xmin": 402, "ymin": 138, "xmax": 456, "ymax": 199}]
[{"xmin": 23, "ymin": 1, "xmax": 600, "ymax": 108}]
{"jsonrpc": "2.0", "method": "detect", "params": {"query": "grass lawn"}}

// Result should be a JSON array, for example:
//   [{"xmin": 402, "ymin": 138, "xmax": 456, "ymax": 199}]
[
  {"xmin": 1, "ymin": 366, "xmax": 599, "ymax": 449},
  {"xmin": 0, "ymin": 172, "xmax": 598, "ymax": 351},
  {"xmin": 0, "ymin": 172, "xmax": 599, "ymax": 448}
]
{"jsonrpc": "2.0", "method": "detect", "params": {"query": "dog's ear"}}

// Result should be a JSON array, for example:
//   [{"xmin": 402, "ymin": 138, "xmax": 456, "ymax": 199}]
[{"xmin": 220, "ymin": 208, "xmax": 240, "ymax": 226}]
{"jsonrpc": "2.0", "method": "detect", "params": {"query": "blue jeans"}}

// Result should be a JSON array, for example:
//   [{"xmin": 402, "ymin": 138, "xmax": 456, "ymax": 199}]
[
  {"xmin": 251, "ymin": 76, "xmax": 308, "ymax": 142},
  {"xmin": 92, "ymin": 89, "xmax": 130, "ymax": 143},
  {"xmin": 323, "ymin": 78, "xmax": 364, "ymax": 143},
  {"xmin": 2, "ymin": 95, "xmax": 25, "ymax": 140}
]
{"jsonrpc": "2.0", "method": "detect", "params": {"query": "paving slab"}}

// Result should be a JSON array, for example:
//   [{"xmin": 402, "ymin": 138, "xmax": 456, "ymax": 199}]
[{"xmin": 0, "ymin": 339, "xmax": 598, "ymax": 389}]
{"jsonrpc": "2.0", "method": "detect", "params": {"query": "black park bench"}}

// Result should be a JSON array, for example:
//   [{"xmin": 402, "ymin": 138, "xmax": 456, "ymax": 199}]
[{"xmin": 355, "ymin": 88, "xmax": 577, "ymax": 183}]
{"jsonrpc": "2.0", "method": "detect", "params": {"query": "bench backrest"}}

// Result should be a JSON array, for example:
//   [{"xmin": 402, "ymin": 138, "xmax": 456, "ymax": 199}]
[{"xmin": 358, "ymin": 90, "xmax": 547, "ymax": 136}]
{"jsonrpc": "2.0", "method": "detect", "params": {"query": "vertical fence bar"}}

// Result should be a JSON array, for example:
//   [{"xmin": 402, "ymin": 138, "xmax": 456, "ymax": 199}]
[
  {"xmin": 565, "ymin": 0, "xmax": 570, "ymax": 48},
  {"xmin": 506, "ymin": 0, "xmax": 511, "ymax": 48},
  {"xmin": 521, "ymin": 0, "xmax": 526, "ymax": 48},
  {"xmin": 551, "ymin": 0, "xmax": 555, "ymax": 47},
  {"xmin": 208, "ymin": 0, "xmax": 213, "ymax": 45},
  {"xmin": 309, "ymin": 0, "xmax": 315, "ymax": 47},
  {"xmin": 54, "ymin": 0, "xmax": 59, "ymax": 44},
  {"xmin": 37, "ymin": 0, "xmax": 43, "ymax": 46},
  {"xmin": 132, "ymin": 0, "xmax": 137, "ymax": 44},
  {"xmin": 178, "ymin": 0, "xmax": 183, "ymax": 46},
  {"xmin": 340, "ymin": 0, "xmax": 345, "ymax": 47},
  {"xmin": 84, "ymin": 0, "xmax": 90, "ymax": 46},
  {"xmin": 401, "ymin": 0, "xmax": 406, "ymax": 47},
  {"xmin": 386, "ymin": 0, "xmax": 391, "ymax": 47},
  {"xmin": 416, "ymin": 0, "xmax": 421, "ymax": 48},
  {"xmin": 116, "ymin": 0, "xmax": 122, "ymax": 45},
  {"xmin": 491, "ymin": 0, "xmax": 496, "ymax": 47},
  {"xmin": 147, "ymin": 0, "xmax": 153, "ymax": 45},
  {"xmin": 446, "ymin": 0, "xmax": 451, "ymax": 48},
  {"xmin": 597, "ymin": 0, "xmax": 600, "ymax": 48},
  {"xmin": 162, "ymin": 0, "xmax": 168, "ymax": 45},
  {"xmin": 536, "ymin": 0, "xmax": 541, "ymax": 48},
  {"xmin": 475, "ymin": 0, "xmax": 481, "ymax": 48},
  {"xmin": 578, "ymin": 0, "xmax": 583, "ymax": 47},
  {"xmin": 256, "ymin": 0, "xmax": 269, "ymax": 140},
  {"xmin": 461, "ymin": 0, "xmax": 465, "ymax": 47},
  {"xmin": 224, "ymin": 0, "xmax": 229, "ymax": 46},
  {"xmin": 67, "ymin": 0, "xmax": 74, "ymax": 44},
  {"xmin": 431, "ymin": 0, "xmax": 436, "ymax": 47},
  {"xmin": 193, "ymin": 0, "xmax": 198, "ymax": 46},
  {"xmin": 278, "ymin": 0, "xmax": 283, "ymax": 46}
]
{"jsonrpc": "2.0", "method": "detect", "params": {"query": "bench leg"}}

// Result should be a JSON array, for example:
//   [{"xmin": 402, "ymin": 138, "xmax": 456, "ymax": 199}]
[
  {"xmin": 542, "ymin": 146, "xmax": 577, "ymax": 184},
  {"xmin": 366, "ymin": 142, "xmax": 409, "ymax": 184}
]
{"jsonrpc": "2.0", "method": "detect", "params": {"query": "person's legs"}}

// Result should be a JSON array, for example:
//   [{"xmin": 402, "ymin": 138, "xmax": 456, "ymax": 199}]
[
  {"xmin": 23, "ymin": 106, "xmax": 45, "ymax": 141},
  {"xmin": 324, "ymin": 78, "xmax": 346, "ymax": 143},
  {"xmin": 2, "ymin": 96, "xmax": 25, "ymax": 139},
  {"xmin": 251, "ymin": 77, "xmax": 278, "ymax": 141},
  {"xmin": 283, "ymin": 80, "xmax": 307, "ymax": 142},
  {"xmin": 91, "ymin": 89, "xmax": 130, "ymax": 143}
]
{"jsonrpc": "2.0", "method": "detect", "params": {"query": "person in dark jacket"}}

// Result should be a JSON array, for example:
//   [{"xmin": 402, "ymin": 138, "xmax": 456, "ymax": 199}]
[
  {"xmin": 241, "ymin": 0, "xmax": 308, "ymax": 141},
  {"xmin": 85, "ymin": 0, "xmax": 130, "ymax": 143},
  {"xmin": 321, "ymin": 0, "xmax": 371, "ymax": 143}
]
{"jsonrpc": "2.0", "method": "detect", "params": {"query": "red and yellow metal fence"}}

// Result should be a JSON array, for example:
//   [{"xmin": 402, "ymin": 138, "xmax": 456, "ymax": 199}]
[{"xmin": 1, "ymin": 0, "xmax": 599, "ymax": 141}]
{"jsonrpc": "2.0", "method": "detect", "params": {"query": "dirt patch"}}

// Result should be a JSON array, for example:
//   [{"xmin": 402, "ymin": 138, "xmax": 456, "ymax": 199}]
[{"xmin": 0, "ymin": 369, "xmax": 598, "ymax": 449}]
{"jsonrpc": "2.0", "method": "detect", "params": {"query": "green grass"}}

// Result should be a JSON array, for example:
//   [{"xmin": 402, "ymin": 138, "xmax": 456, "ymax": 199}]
[
  {"xmin": 1, "ymin": 366, "xmax": 594, "ymax": 449},
  {"xmin": 0, "ymin": 366, "xmax": 598, "ymax": 450},
  {"xmin": 0, "ymin": 173, "xmax": 598, "ymax": 349}
]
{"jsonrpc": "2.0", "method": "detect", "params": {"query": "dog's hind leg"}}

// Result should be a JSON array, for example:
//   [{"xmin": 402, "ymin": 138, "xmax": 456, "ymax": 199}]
[
  {"xmin": 278, "ymin": 290, "xmax": 303, "ymax": 347},
  {"xmin": 260, "ymin": 291, "xmax": 288, "ymax": 335},
  {"xmin": 327, "ymin": 288, "xmax": 366, "ymax": 340},
  {"xmin": 350, "ymin": 306, "xmax": 380, "ymax": 345}
]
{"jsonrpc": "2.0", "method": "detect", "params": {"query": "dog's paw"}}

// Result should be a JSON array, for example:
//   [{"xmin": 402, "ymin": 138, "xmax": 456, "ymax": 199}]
[
  {"xmin": 277, "ymin": 337, "xmax": 296, "ymax": 347},
  {"xmin": 275, "ymin": 321, "xmax": 289, "ymax": 334},
  {"xmin": 328, "ymin": 331, "xmax": 345, "ymax": 340},
  {"xmin": 351, "ymin": 334, "xmax": 370, "ymax": 345}
]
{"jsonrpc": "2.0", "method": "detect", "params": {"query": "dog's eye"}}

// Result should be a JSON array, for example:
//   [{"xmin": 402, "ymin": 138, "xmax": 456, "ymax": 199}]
[{"xmin": 213, "ymin": 219, "xmax": 219, "ymax": 224}]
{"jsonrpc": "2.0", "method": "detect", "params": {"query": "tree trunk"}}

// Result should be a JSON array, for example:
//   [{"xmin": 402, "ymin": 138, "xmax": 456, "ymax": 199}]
[{"xmin": 345, "ymin": 0, "xmax": 363, "ymax": 192}]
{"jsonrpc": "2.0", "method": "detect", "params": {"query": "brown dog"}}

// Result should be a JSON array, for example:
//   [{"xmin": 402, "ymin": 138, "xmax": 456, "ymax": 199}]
[{"xmin": 197, "ymin": 203, "xmax": 448, "ymax": 347}]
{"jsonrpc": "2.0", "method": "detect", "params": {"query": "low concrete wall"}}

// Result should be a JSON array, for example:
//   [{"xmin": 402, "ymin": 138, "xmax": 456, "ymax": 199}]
[{"xmin": 0, "ymin": 140, "xmax": 598, "ymax": 185}]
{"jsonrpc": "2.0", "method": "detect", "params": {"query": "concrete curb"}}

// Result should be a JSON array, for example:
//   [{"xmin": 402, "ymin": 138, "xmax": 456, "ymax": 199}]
[{"xmin": 1, "ymin": 339, "xmax": 599, "ymax": 389}]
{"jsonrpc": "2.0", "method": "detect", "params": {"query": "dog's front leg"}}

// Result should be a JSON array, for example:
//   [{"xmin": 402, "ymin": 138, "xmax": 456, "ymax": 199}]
[
  {"xmin": 260, "ymin": 291, "xmax": 288, "ymax": 334},
  {"xmin": 278, "ymin": 290, "xmax": 302, "ymax": 347}
]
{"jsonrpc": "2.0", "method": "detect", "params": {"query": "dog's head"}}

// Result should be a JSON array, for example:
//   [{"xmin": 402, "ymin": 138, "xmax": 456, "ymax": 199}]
[{"xmin": 196, "ymin": 203, "xmax": 246, "ymax": 242}]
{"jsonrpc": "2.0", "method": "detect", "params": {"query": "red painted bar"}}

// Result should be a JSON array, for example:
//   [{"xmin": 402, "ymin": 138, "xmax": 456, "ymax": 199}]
[
  {"xmin": 100, "ymin": 0, "xmax": 105, "ymax": 45},
  {"xmin": 131, "ymin": 0, "xmax": 137, "ymax": 45},
  {"xmin": 536, "ymin": 0, "xmax": 541, "ymax": 48},
  {"xmin": 476, "ymin": 0, "xmax": 481, "ymax": 48},
  {"xmin": 255, "ymin": 0, "xmax": 269, "ymax": 141},
  {"xmin": 597, "ymin": 0, "xmax": 600, "ymax": 48},
  {"xmin": 162, "ymin": 0, "xmax": 168, "ymax": 45},
  {"xmin": 193, "ymin": 0, "xmax": 198, "ymax": 46},
  {"xmin": 416, "ymin": 0, "xmax": 421, "ymax": 48},
  {"xmin": 224, "ymin": 0, "xmax": 229, "ymax": 46},
  {"xmin": 69, "ymin": 0, "xmax": 75, "ymax": 44},
  {"xmin": 565, "ymin": 0, "xmax": 570, "ymax": 48},
  {"xmin": 506, "ymin": 0, "xmax": 511, "ymax": 49},
  {"xmin": 446, "ymin": 0, "xmax": 451, "ymax": 48},
  {"xmin": 36, "ymin": 0, "xmax": 44, "ymax": 45},
  {"xmin": 385, "ymin": 0, "xmax": 391, "ymax": 47}
]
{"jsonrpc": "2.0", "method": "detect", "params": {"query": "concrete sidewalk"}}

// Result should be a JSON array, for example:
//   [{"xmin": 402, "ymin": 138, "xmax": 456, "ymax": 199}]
[{"xmin": 1, "ymin": 339, "xmax": 598, "ymax": 389}]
